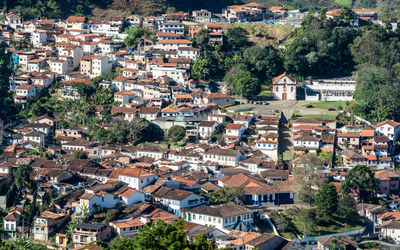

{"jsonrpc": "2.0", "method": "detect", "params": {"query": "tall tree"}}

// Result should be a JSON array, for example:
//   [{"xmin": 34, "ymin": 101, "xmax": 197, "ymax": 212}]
[
  {"xmin": 314, "ymin": 183, "xmax": 338, "ymax": 219},
  {"xmin": 340, "ymin": 165, "xmax": 378, "ymax": 203}
]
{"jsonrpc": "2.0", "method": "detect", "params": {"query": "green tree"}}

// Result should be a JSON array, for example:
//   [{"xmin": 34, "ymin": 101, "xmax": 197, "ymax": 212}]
[
  {"xmin": 243, "ymin": 45, "xmax": 283, "ymax": 83},
  {"xmin": 191, "ymin": 56, "xmax": 216, "ymax": 80},
  {"xmin": 167, "ymin": 125, "xmax": 186, "ymax": 142},
  {"xmin": 192, "ymin": 233, "xmax": 213, "ymax": 250},
  {"xmin": 314, "ymin": 183, "xmax": 338, "ymax": 219},
  {"xmin": 208, "ymin": 187, "xmax": 245, "ymax": 205},
  {"xmin": 195, "ymin": 29, "xmax": 210, "ymax": 51},
  {"xmin": 340, "ymin": 165, "xmax": 378, "ymax": 203},
  {"xmin": 73, "ymin": 150, "xmax": 88, "ymax": 159},
  {"xmin": 297, "ymin": 209, "xmax": 316, "ymax": 237},
  {"xmin": 13, "ymin": 165, "xmax": 32, "ymax": 190},
  {"xmin": 231, "ymin": 71, "xmax": 260, "ymax": 98},
  {"xmin": 225, "ymin": 27, "xmax": 250, "ymax": 50},
  {"xmin": 108, "ymin": 220, "xmax": 189, "ymax": 250}
]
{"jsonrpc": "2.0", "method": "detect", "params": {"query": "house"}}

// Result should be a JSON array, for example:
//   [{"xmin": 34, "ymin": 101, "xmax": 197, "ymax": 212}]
[
  {"xmin": 159, "ymin": 22, "xmax": 185, "ymax": 35},
  {"xmin": 381, "ymin": 221, "xmax": 400, "ymax": 244},
  {"xmin": 6, "ymin": 12, "xmax": 22, "ymax": 29},
  {"xmin": 73, "ymin": 223, "xmax": 111, "ymax": 247},
  {"xmin": 293, "ymin": 134, "xmax": 320, "ymax": 152},
  {"xmin": 154, "ymin": 187, "xmax": 207, "ymax": 215},
  {"xmin": 79, "ymin": 191, "xmax": 119, "ymax": 214},
  {"xmin": 198, "ymin": 121, "xmax": 219, "ymax": 140},
  {"xmin": 272, "ymin": 72, "xmax": 297, "ymax": 101},
  {"xmin": 337, "ymin": 132, "xmax": 360, "ymax": 149},
  {"xmin": 118, "ymin": 168, "xmax": 158, "ymax": 190},
  {"xmin": 109, "ymin": 217, "xmax": 148, "ymax": 237},
  {"xmin": 136, "ymin": 145, "xmax": 168, "ymax": 159},
  {"xmin": 14, "ymin": 84, "xmax": 36, "ymax": 103},
  {"xmin": 218, "ymin": 174, "xmax": 295, "ymax": 206},
  {"xmin": 23, "ymin": 131, "xmax": 45, "ymax": 146},
  {"xmin": 224, "ymin": 123, "xmax": 246, "ymax": 142},
  {"xmin": 33, "ymin": 210, "xmax": 68, "ymax": 241},
  {"xmin": 203, "ymin": 92, "xmax": 235, "ymax": 107},
  {"xmin": 203, "ymin": 148, "xmax": 244, "ymax": 167},
  {"xmin": 374, "ymin": 120, "xmax": 400, "ymax": 141},
  {"xmin": 182, "ymin": 202, "xmax": 254, "ymax": 232},
  {"xmin": 192, "ymin": 9, "xmax": 214, "ymax": 22},
  {"xmin": 316, "ymin": 235, "xmax": 358, "ymax": 250},
  {"xmin": 66, "ymin": 16, "xmax": 86, "ymax": 30},
  {"xmin": 375, "ymin": 170, "xmax": 400, "ymax": 195},
  {"xmin": 342, "ymin": 151, "xmax": 367, "ymax": 167},
  {"xmin": 80, "ymin": 55, "xmax": 112, "ymax": 78},
  {"xmin": 3, "ymin": 207, "xmax": 22, "ymax": 238},
  {"xmin": 114, "ymin": 91, "xmax": 137, "ymax": 107},
  {"xmin": 255, "ymin": 134, "xmax": 279, "ymax": 161},
  {"xmin": 114, "ymin": 186, "xmax": 146, "ymax": 206}
]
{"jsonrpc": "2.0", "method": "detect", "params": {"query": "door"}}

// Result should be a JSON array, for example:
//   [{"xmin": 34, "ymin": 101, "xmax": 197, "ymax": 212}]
[{"xmin": 282, "ymin": 93, "xmax": 287, "ymax": 100}]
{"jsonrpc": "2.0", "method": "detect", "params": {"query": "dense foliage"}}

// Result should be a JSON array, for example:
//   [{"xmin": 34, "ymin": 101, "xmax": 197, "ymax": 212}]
[
  {"xmin": 107, "ymin": 220, "xmax": 214, "ymax": 250},
  {"xmin": 340, "ymin": 165, "xmax": 378, "ymax": 203},
  {"xmin": 314, "ymin": 183, "xmax": 338, "ymax": 220},
  {"xmin": 167, "ymin": 125, "xmax": 186, "ymax": 142}
]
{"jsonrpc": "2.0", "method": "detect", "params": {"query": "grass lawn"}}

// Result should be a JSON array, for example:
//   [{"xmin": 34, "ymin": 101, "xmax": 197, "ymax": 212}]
[
  {"xmin": 282, "ymin": 210, "xmax": 364, "ymax": 237},
  {"xmin": 301, "ymin": 114, "xmax": 338, "ymax": 120},
  {"xmin": 335, "ymin": 0, "xmax": 352, "ymax": 7},
  {"xmin": 233, "ymin": 106, "xmax": 254, "ymax": 112},
  {"xmin": 303, "ymin": 101, "xmax": 347, "ymax": 111}
]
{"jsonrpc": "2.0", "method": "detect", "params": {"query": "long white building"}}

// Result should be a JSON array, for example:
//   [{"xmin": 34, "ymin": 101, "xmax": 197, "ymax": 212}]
[{"xmin": 304, "ymin": 76, "xmax": 356, "ymax": 101}]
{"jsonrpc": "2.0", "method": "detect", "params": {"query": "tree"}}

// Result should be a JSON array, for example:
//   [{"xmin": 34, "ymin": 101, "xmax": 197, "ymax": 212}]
[
  {"xmin": 167, "ymin": 125, "xmax": 186, "ymax": 142},
  {"xmin": 191, "ymin": 56, "xmax": 216, "ymax": 80},
  {"xmin": 13, "ymin": 165, "xmax": 32, "ymax": 190},
  {"xmin": 231, "ymin": 71, "xmax": 260, "ymax": 98},
  {"xmin": 340, "ymin": 165, "xmax": 378, "ymax": 203},
  {"xmin": 243, "ymin": 45, "xmax": 283, "ymax": 83},
  {"xmin": 208, "ymin": 187, "xmax": 245, "ymax": 205},
  {"xmin": 314, "ymin": 183, "xmax": 338, "ymax": 219},
  {"xmin": 108, "ymin": 220, "xmax": 190, "ymax": 250},
  {"xmin": 225, "ymin": 27, "xmax": 250, "ymax": 50},
  {"xmin": 297, "ymin": 209, "xmax": 316, "ymax": 237},
  {"xmin": 195, "ymin": 29, "xmax": 210, "ymax": 50},
  {"xmin": 192, "ymin": 233, "xmax": 213, "ymax": 250},
  {"xmin": 293, "ymin": 154, "xmax": 325, "ymax": 206},
  {"xmin": 73, "ymin": 150, "xmax": 88, "ymax": 159}
]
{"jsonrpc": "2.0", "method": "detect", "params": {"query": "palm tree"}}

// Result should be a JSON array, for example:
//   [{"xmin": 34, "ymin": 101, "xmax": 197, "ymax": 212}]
[
  {"xmin": 78, "ymin": 204, "xmax": 90, "ymax": 223},
  {"xmin": 66, "ymin": 219, "xmax": 78, "ymax": 241}
]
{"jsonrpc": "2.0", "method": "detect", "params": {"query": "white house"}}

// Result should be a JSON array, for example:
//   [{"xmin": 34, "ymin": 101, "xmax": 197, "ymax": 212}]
[
  {"xmin": 114, "ymin": 91, "xmax": 137, "ymax": 107},
  {"xmin": 3, "ymin": 207, "xmax": 22, "ymax": 238},
  {"xmin": 272, "ymin": 72, "xmax": 297, "ymax": 101},
  {"xmin": 6, "ymin": 12, "xmax": 22, "ymax": 30},
  {"xmin": 381, "ymin": 221, "xmax": 400, "ymax": 244},
  {"xmin": 182, "ymin": 203, "xmax": 254, "ymax": 232},
  {"xmin": 15, "ymin": 84, "xmax": 36, "ymax": 103},
  {"xmin": 159, "ymin": 22, "xmax": 185, "ymax": 35},
  {"xmin": 203, "ymin": 148, "xmax": 244, "ymax": 167},
  {"xmin": 293, "ymin": 134, "xmax": 321, "ymax": 152},
  {"xmin": 154, "ymin": 187, "xmax": 207, "ymax": 216},
  {"xmin": 198, "ymin": 121, "xmax": 219, "ymax": 139},
  {"xmin": 114, "ymin": 187, "xmax": 146, "ymax": 206},
  {"xmin": 79, "ymin": 192, "xmax": 119, "ymax": 214},
  {"xmin": 118, "ymin": 168, "xmax": 158, "ymax": 190},
  {"xmin": 224, "ymin": 123, "xmax": 246, "ymax": 142},
  {"xmin": 23, "ymin": 131, "xmax": 45, "ymax": 146},
  {"xmin": 375, "ymin": 120, "xmax": 400, "ymax": 142}
]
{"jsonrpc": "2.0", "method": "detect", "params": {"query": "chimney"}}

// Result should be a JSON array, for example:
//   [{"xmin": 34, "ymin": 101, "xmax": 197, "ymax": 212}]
[{"xmin": 139, "ymin": 215, "xmax": 151, "ymax": 225}]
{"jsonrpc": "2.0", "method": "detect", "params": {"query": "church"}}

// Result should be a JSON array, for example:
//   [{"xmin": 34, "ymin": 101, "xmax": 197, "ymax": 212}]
[{"xmin": 272, "ymin": 72, "xmax": 297, "ymax": 100}]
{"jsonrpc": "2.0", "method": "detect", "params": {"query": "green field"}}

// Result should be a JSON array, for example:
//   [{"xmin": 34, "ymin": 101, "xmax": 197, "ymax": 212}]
[
  {"xmin": 303, "ymin": 101, "xmax": 346, "ymax": 111},
  {"xmin": 282, "ymin": 209, "xmax": 364, "ymax": 238},
  {"xmin": 335, "ymin": 0, "xmax": 352, "ymax": 7}
]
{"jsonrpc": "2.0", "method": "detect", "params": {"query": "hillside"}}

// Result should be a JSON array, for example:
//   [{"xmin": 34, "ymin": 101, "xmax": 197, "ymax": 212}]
[{"xmin": 3, "ymin": 0, "xmax": 379, "ymax": 19}]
